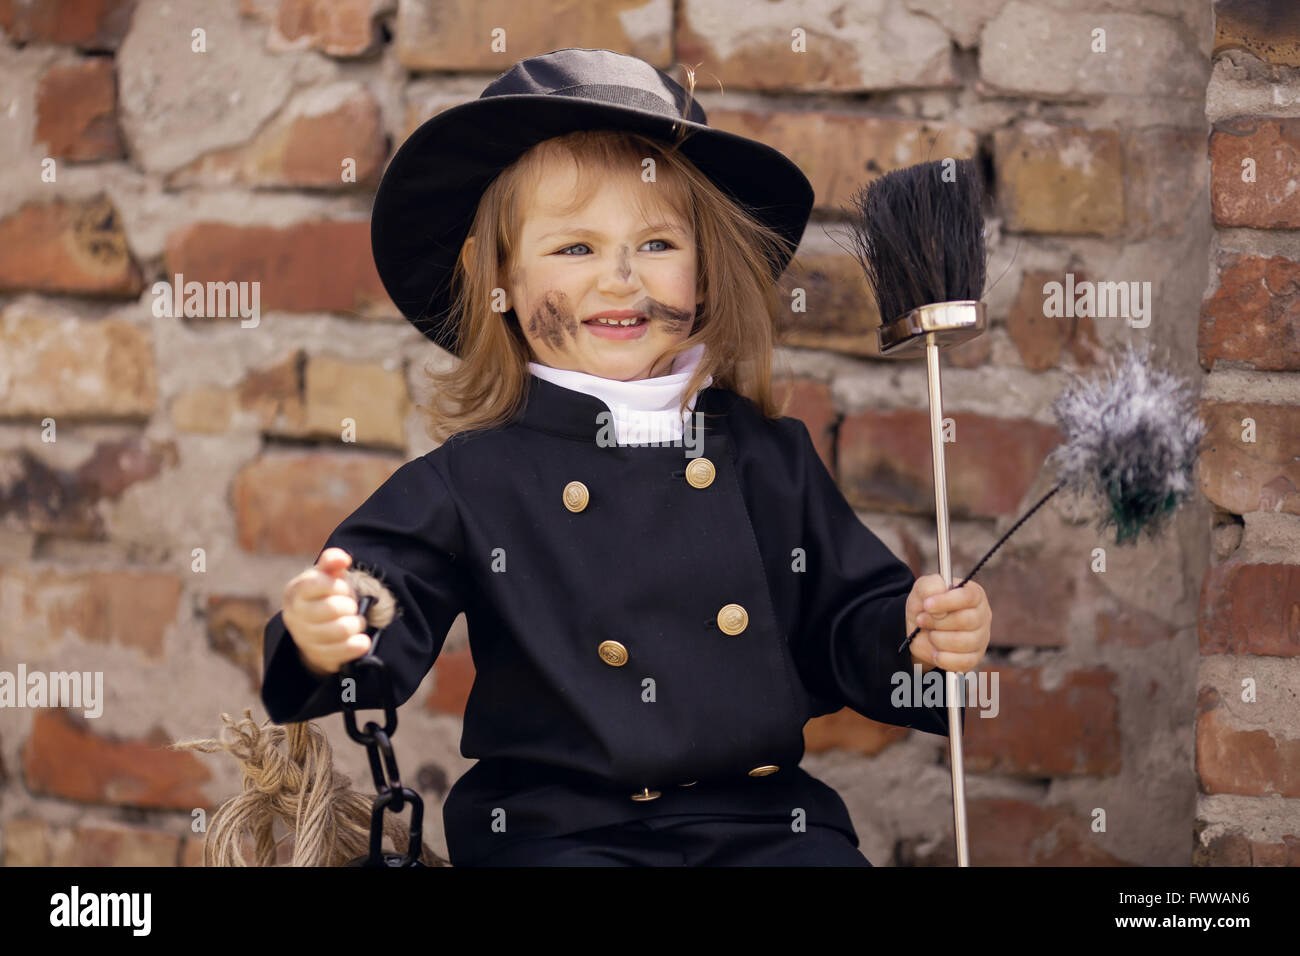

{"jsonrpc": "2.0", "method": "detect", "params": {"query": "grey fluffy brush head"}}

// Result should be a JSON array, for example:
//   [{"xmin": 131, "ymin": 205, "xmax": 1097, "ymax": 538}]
[{"xmin": 1046, "ymin": 342, "xmax": 1207, "ymax": 544}]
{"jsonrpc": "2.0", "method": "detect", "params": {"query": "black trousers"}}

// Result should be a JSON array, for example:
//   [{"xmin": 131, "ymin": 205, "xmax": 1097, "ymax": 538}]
[{"xmin": 474, "ymin": 813, "xmax": 872, "ymax": 867}]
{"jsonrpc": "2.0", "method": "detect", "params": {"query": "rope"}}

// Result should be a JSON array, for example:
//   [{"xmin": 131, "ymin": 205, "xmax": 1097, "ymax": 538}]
[{"xmin": 171, "ymin": 709, "xmax": 447, "ymax": 866}]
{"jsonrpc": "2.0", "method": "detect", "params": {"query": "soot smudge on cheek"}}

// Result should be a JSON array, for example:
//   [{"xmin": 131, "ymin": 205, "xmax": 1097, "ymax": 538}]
[{"xmin": 527, "ymin": 290, "xmax": 579, "ymax": 349}]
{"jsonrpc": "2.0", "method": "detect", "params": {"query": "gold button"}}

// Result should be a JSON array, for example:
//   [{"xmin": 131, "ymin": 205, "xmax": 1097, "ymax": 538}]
[
  {"xmin": 631, "ymin": 788, "xmax": 661, "ymax": 801},
  {"xmin": 678, "ymin": 781, "xmax": 697, "ymax": 787},
  {"xmin": 717, "ymin": 603, "xmax": 748, "ymax": 635},
  {"xmin": 597, "ymin": 640, "xmax": 628, "ymax": 666},
  {"xmin": 685, "ymin": 457, "xmax": 715, "ymax": 488},
  {"xmin": 563, "ymin": 480, "xmax": 589, "ymax": 512},
  {"xmin": 748, "ymin": 765, "xmax": 780, "ymax": 777}
]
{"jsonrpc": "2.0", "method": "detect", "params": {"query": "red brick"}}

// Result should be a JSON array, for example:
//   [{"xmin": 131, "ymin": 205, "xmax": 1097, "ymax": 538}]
[
  {"xmin": 1248, "ymin": 834, "xmax": 1300, "ymax": 866},
  {"xmin": 774, "ymin": 378, "xmax": 835, "ymax": 472},
  {"xmin": 35, "ymin": 58, "xmax": 124, "ymax": 161},
  {"xmin": 162, "ymin": 220, "xmax": 392, "ymax": 316},
  {"xmin": 1211, "ymin": 118, "xmax": 1300, "ymax": 229},
  {"xmin": 2, "ymin": 816, "xmax": 49, "ymax": 865},
  {"xmin": 1, "ymin": 565, "xmax": 182, "ymax": 658},
  {"xmin": 394, "ymin": 0, "xmax": 671, "ymax": 71},
  {"xmin": 235, "ymin": 355, "xmax": 303, "ymax": 424},
  {"xmin": 168, "ymin": 86, "xmax": 387, "ymax": 189},
  {"xmin": 302, "ymin": 354, "xmax": 409, "ymax": 449},
  {"xmin": 710, "ymin": 109, "xmax": 976, "ymax": 213},
  {"xmin": 1213, "ymin": 0, "xmax": 1300, "ymax": 67},
  {"xmin": 944, "ymin": 327, "xmax": 994, "ymax": 370},
  {"xmin": 1195, "ymin": 827, "xmax": 1251, "ymax": 865},
  {"xmin": 1007, "ymin": 270, "xmax": 1105, "ymax": 371},
  {"xmin": 0, "ymin": 437, "xmax": 175, "ymax": 538},
  {"xmin": 803, "ymin": 708, "xmax": 908, "ymax": 756},
  {"xmin": 912, "ymin": 798, "xmax": 1134, "ymax": 866},
  {"xmin": 676, "ymin": 1, "xmax": 953, "ymax": 92},
  {"xmin": 1200, "ymin": 251, "xmax": 1300, "ymax": 372},
  {"xmin": 1200, "ymin": 562, "xmax": 1300, "ymax": 657},
  {"xmin": 775, "ymin": 245, "xmax": 987, "ymax": 365},
  {"xmin": 963, "ymin": 667, "xmax": 1122, "ymax": 776},
  {"xmin": 963, "ymin": 546, "xmax": 1098, "ymax": 649},
  {"xmin": 1197, "ymin": 401, "xmax": 1300, "ymax": 516},
  {"xmin": 837, "ymin": 409, "xmax": 1062, "ymax": 518},
  {"xmin": 0, "ymin": 314, "xmax": 156, "ymax": 419},
  {"xmin": 0, "ymin": 0, "xmax": 136, "ymax": 50},
  {"xmin": 678, "ymin": 28, "xmax": 865, "ymax": 92},
  {"xmin": 994, "ymin": 125, "xmax": 1125, "ymax": 236},
  {"xmin": 1096, "ymin": 604, "xmax": 1178, "ymax": 648},
  {"xmin": 23, "ymin": 709, "xmax": 211, "ymax": 810},
  {"xmin": 172, "ymin": 352, "xmax": 302, "ymax": 434},
  {"xmin": 232, "ymin": 452, "xmax": 400, "ymax": 555},
  {"xmin": 80, "ymin": 435, "xmax": 177, "ymax": 497},
  {"xmin": 777, "ymin": 251, "xmax": 879, "ymax": 357},
  {"xmin": 180, "ymin": 834, "xmax": 207, "ymax": 867},
  {"xmin": 1196, "ymin": 827, "xmax": 1300, "ymax": 867},
  {"xmin": 0, "ymin": 197, "xmax": 143, "ymax": 296},
  {"xmin": 1197, "ymin": 685, "xmax": 1300, "ymax": 797},
  {"xmin": 51, "ymin": 822, "xmax": 181, "ymax": 866},
  {"xmin": 256, "ymin": 0, "xmax": 384, "ymax": 57},
  {"xmin": 1, "ymin": 449, "xmax": 98, "ymax": 538},
  {"xmin": 206, "ymin": 594, "xmax": 273, "ymax": 688},
  {"xmin": 425, "ymin": 645, "xmax": 475, "ymax": 716}
]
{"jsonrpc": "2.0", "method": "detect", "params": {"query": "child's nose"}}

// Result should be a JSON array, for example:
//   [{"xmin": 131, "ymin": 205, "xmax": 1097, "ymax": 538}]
[{"xmin": 598, "ymin": 246, "xmax": 639, "ymax": 289}]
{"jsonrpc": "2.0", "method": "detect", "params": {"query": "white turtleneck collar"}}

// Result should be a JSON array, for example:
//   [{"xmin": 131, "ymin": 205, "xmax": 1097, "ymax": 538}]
[{"xmin": 527, "ymin": 342, "xmax": 712, "ymax": 445}]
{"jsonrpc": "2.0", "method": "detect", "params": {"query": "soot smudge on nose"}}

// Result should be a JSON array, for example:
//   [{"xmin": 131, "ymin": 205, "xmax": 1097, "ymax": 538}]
[
  {"xmin": 616, "ymin": 245, "xmax": 631, "ymax": 281},
  {"xmin": 527, "ymin": 290, "xmax": 579, "ymax": 349}
]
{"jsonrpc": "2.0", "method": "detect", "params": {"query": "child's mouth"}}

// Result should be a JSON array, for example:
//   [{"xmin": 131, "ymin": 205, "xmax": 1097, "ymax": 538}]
[{"xmin": 583, "ymin": 316, "xmax": 648, "ymax": 339}]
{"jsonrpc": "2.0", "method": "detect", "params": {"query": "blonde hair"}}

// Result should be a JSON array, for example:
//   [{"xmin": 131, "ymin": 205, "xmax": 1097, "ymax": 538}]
[{"xmin": 418, "ymin": 69, "xmax": 799, "ymax": 443}]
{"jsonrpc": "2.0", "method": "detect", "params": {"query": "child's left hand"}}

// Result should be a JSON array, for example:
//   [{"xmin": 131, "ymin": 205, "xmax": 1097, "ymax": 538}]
[{"xmin": 905, "ymin": 576, "xmax": 991, "ymax": 673}]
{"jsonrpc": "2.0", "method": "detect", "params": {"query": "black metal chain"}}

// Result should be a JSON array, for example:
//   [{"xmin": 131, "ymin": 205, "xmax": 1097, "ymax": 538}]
[{"xmin": 338, "ymin": 594, "xmax": 426, "ymax": 867}]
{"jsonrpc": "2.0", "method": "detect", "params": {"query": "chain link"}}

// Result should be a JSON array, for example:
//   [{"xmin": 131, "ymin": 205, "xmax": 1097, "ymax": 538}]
[{"xmin": 339, "ymin": 594, "xmax": 426, "ymax": 867}]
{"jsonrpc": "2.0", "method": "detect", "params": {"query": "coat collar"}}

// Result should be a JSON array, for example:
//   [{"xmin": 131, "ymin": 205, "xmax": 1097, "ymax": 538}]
[{"xmin": 515, "ymin": 372, "xmax": 730, "ymax": 447}]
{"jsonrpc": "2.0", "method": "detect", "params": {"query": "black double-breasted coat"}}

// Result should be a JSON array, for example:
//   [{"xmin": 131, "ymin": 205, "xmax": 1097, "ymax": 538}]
[{"xmin": 260, "ymin": 373, "xmax": 963, "ymax": 866}]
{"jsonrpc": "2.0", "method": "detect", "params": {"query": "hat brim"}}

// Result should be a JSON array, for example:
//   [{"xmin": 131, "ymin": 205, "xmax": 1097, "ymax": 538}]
[{"xmin": 370, "ymin": 94, "xmax": 814, "ymax": 353}]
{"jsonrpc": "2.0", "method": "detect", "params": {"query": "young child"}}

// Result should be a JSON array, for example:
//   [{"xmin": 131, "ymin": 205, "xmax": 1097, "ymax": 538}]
[{"xmin": 261, "ymin": 48, "xmax": 991, "ymax": 867}]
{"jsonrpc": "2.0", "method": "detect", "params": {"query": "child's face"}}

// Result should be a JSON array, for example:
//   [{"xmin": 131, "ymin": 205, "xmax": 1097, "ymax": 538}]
[{"xmin": 502, "ymin": 153, "xmax": 702, "ymax": 381}]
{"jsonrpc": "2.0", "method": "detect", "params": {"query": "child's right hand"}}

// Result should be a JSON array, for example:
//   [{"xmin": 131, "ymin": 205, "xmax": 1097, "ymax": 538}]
[{"xmin": 281, "ymin": 547, "xmax": 372, "ymax": 676}]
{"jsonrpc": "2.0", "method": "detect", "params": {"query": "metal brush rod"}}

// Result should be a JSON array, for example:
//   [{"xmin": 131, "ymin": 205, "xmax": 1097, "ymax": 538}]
[{"xmin": 926, "ymin": 332, "xmax": 970, "ymax": 868}]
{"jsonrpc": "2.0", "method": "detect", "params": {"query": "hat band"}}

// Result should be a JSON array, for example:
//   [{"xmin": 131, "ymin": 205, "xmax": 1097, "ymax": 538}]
[{"xmin": 534, "ymin": 83, "xmax": 700, "ymax": 122}]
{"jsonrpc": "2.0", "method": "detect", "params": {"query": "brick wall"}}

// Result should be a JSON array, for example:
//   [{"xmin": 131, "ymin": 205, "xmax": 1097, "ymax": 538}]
[
  {"xmin": 0, "ymin": 0, "xmax": 1291, "ymax": 867},
  {"xmin": 1194, "ymin": 0, "xmax": 1300, "ymax": 867}
]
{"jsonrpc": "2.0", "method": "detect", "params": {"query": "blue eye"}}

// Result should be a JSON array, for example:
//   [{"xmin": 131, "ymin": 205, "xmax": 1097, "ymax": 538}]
[{"xmin": 554, "ymin": 239, "xmax": 675, "ymax": 255}]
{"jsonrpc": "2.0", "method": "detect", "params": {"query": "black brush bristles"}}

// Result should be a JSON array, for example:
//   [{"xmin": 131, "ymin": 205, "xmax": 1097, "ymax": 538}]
[{"xmin": 847, "ymin": 158, "xmax": 987, "ymax": 326}]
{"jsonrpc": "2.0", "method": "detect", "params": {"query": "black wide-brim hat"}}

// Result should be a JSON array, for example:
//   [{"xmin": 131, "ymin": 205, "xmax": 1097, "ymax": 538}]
[{"xmin": 370, "ymin": 47, "xmax": 815, "ymax": 354}]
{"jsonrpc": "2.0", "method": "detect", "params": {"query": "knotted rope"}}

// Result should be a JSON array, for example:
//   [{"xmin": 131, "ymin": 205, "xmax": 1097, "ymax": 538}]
[
  {"xmin": 171, "ymin": 567, "xmax": 447, "ymax": 866},
  {"xmin": 172, "ymin": 711, "xmax": 445, "ymax": 866}
]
